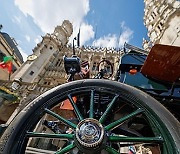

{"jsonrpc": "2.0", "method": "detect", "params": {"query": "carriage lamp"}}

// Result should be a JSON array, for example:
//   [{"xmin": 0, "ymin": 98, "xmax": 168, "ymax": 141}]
[
  {"xmin": 11, "ymin": 79, "xmax": 21, "ymax": 91},
  {"xmin": 129, "ymin": 69, "xmax": 137, "ymax": 75}
]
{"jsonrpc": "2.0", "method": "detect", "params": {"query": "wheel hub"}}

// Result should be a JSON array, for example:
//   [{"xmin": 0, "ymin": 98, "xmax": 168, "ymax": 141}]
[{"xmin": 75, "ymin": 118, "xmax": 104, "ymax": 148}]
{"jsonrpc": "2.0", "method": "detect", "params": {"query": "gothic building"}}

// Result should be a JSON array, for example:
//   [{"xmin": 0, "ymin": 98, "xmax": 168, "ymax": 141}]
[
  {"xmin": 143, "ymin": 0, "xmax": 180, "ymax": 49},
  {"xmin": 11, "ymin": 20, "xmax": 120, "ymax": 85},
  {"xmin": 0, "ymin": 20, "xmax": 121, "ymax": 123}
]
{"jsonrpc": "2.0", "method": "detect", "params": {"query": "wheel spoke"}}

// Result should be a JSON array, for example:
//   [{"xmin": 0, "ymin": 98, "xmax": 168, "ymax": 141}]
[
  {"xmin": 55, "ymin": 143, "xmax": 76, "ymax": 154},
  {"xmin": 89, "ymin": 90, "xmax": 95, "ymax": 118},
  {"xmin": 44, "ymin": 108, "xmax": 77, "ymax": 129},
  {"xmin": 99, "ymin": 94, "xmax": 119, "ymax": 124},
  {"xmin": 68, "ymin": 94, "xmax": 83, "ymax": 121},
  {"xmin": 26, "ymin": 131, "xmax": 74, "ymax": 139},
  {"xmin": 105, "ymin": 108, "xmax": 144, "ymax": 131},
  {"xmin": 105, "ymin": 146, "xmax": 119, "ymax": 154},
  {"xmin": 108, "ymin": 135, "xmax": 163, "ymax": 143}
]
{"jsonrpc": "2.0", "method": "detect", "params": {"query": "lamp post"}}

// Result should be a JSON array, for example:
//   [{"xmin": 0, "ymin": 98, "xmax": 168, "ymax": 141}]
[{"xmin": 73, "ymin": 37, "xmax": 76, "ymax": 55}]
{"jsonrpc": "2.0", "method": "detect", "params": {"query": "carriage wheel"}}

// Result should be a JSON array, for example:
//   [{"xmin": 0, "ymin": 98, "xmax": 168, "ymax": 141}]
[{"xmin": 0, "ymin": 79, "xmax": 179, "ymax": 154}]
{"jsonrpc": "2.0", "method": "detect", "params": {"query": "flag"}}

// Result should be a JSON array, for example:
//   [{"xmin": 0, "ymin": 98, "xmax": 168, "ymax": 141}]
[
  {"xmin": 0, "ymin": 56, "xmax": 13, "ymax": 73},
  {"xmin": 3, "ymin": 56, "xmax": 13, "ymax": 63}
]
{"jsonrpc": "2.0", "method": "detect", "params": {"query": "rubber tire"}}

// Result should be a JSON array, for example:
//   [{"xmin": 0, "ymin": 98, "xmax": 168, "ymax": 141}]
[{"xmin": 0, "ymin": 79, "xmax": 179, "ymax": 154}]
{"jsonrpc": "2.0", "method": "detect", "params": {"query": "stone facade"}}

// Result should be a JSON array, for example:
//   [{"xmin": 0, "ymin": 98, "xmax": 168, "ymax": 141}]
[
  {"xmin": 0, "ymin": 32, "xmax": 23, "ymax": 80},
  {"xmin": 0, "ymin": 20, "xmax": 121, "ymax": 123},
  {"xmin": 143, "ymin": 0, "xmax": 180, "ymax": 47},
  {"xmin": 11, "ymin": 20, "xmax": 120, "ymax": 85},
  {"xmin": 11, "ymin": 20, "xmax": 73, "ymax": 84}
]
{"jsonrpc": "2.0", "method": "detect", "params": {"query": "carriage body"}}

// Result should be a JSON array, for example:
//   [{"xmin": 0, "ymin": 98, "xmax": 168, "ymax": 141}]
[{"xmin": 116, "ymin": 44, "xmax": 180, "ymax": 121}]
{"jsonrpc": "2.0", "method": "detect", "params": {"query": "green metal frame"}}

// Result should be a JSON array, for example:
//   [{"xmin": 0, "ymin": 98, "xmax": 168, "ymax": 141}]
[{"xmin": 24, "ymin": 89, "xmax": 177, "ymax": 154}]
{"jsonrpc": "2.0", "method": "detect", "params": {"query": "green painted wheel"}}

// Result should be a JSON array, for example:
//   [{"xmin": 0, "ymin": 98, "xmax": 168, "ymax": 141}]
[{"xmin": 0, "ymin": 79, "xmax": 179, "ymax": 154}]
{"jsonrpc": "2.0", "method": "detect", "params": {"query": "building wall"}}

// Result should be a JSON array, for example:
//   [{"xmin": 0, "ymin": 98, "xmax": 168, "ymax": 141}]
[
  {"xmin": 144, "ymin": 0, "xmax": 180, "ymax": 46},
  {"xmin": 1, "ymin": 20, "xmax": 122, "ymax": 123},
  {"xmin": 0, "ymin": 32, "xmax": 23, "ymax": 80},
  {"xmin": 12, "ymin": 20, "xmax": 121, "ymax": 86},
  {"xmin": 11, "ymin": 20, "xmax": 72, "ymax": 83}
]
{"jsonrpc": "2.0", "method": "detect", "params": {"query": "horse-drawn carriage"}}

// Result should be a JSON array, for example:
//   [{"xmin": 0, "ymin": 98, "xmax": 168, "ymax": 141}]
[{"xmin": 0, "ymin": 44, "xmax": 179, "ymax": 154}]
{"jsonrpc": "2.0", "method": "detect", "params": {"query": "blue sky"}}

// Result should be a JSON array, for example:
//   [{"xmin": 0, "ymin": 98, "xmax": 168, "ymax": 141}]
[{"xmin": 0, "ymin": 0, "xmax": 148, "ymax": 61}]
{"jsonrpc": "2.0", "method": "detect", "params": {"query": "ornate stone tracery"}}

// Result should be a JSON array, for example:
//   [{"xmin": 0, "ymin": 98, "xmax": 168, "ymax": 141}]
[{"xmin": 143, "ymin": 0, "xmax": 180, "ymax": 48}]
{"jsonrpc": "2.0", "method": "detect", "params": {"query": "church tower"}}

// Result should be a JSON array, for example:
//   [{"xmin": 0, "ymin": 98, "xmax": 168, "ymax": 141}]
[
  {"xmin": 143, "ymin": 0, "xmax": 180, "ymax": 46},
  {"xmin": 12, "ymin": 20, "xmax": 73, "ymax": 84}
]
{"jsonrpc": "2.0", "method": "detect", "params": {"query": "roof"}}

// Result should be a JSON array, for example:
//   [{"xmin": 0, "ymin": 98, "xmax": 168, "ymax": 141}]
[
  {"xmin": 0, "ymin": 32, "xmax": 24, "ymax": 63},
  {"xmin": 125, "ymin": 43, "xmax": 149, "ymax": 55}
]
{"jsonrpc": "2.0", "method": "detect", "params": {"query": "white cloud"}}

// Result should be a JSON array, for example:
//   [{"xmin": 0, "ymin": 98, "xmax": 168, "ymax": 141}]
[
  {"xmin": 15, "ymin": 0, "xmax": 90, "ymax": 33},
  {"xmin": 25, "ymin": 35, "xmax": 30, "ymax": 42},
  {"xmin": 79, "ymin": 23, "xmax": 95, "ymax": 45},
  {"xmin": 93, "ymin": 21, "xmax": 133, "ymax": 48},
  {"xmin": 34, "ymin": 35, "xmax": 42, "ymax": 44},
  {"xmin": 14, "ymin": 0, "xmax": 94, "ymax": 45},
  {"xmin": 118, "ymin": 21, "xmax": 133, "ymax": 47},
  {"xmin": 93, "ymin": 34, "xmax": 117, "ymax": 48},
  {"xmin": 14, "ymin": 1, "xmax": 133, "ymax": 49},
  {"xmin": 17, "ymin": 46, "xmax": 28, "ymax": 62},
  {"xmin": 12, "ymin": 15, "xmax": 21, "ymax": 24},
  {"xmin": 69, "ymin": 22, "xmax": 95, "ymax": 46}
]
